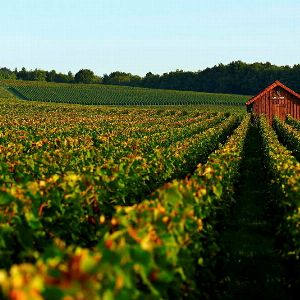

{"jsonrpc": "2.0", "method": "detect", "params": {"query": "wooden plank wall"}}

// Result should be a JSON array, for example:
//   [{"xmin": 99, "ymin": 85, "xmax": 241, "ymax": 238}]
[{"xmin": 252, "ymin": 87, "xmax": 300, "ymax": 120}]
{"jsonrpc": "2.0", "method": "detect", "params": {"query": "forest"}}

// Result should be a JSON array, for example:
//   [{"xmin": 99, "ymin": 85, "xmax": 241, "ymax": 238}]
[{"xmin": 1, "ymin": 61, "xmax": 300, "ymax": 95}]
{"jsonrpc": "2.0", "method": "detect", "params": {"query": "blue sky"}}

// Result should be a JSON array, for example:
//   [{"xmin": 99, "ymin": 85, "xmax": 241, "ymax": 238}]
[{"xmin": 1, "ymin": 0, "xmax": 300, "ymax": 75}]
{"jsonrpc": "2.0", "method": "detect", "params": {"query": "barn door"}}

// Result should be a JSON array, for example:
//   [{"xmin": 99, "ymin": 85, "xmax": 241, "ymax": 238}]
[
  {"xmin": 274, "ymin": 104, "xmax": 287, "ymax": 120},
  {"xmin": 272, "ymin": 87, "xmax": 287, "ymax": 121}
]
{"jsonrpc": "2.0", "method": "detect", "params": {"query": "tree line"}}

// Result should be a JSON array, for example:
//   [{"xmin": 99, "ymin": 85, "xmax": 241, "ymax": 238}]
[{"xmin": 1, "ymin": 61, "xmax": 300, "ymax": 95}]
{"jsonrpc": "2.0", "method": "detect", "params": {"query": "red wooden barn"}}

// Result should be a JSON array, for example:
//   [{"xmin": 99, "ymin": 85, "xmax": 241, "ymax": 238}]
[{"xmin": 246, "ymin": 80, "xmax": 300, "ymax": 121}]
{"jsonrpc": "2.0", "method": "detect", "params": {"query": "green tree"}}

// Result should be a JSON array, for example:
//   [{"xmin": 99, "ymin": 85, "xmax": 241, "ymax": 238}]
[
  {"xmin": 46, "ymin": 70, "xmax": 57, "ymax": 82},
  {"xmin": 0, "ymin": 68, "xmax": 16, "ymax": 80},
  {"xmin": 30, "ymin": 69, "xmax": 47, "ymax": 81},
  {"xmin": 75, "ymin": 69, "xmax": 96, "ymax": 84}
]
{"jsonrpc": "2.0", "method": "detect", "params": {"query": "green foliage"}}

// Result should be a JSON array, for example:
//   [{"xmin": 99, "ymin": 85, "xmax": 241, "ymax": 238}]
[
  {"xmin": 0, "ymin": 100, "xmax": 250, "ymax": 299},
  {"xmin": 286, "ymin": 115, "xmax": 300, "ymax": 131},
  {"xmin": 75, "ymin": 69, "xmax": 100, "ymax": 84},
  {"xmin": 103, "ymin": 71, "xmax": 141, "ymax": 86},
  {"xmin": 3, "ymin": 98, "xmax": 300, "ymax": 298},
  {"xmin": 0, "ymin": 68, "xmax": 16, "ymax": 80},
  {"xmin": 15, "ymin": 68, "xmax": 47, "ymax": 81},
  {"xmin": 6, "ymin": 80, "xmax": 248, "ymax": 106},
  {"xmin": 130, "ymin": 61, "xmax": 300, "ymax": 95},
  {"xmin": 0, "ymin": 99, "xmax": 242, "ymax": 269},
  {"xmin": 0, "ymin": 87, "xmax": 13, "ymax": 98},
  {"xmin": 3, "ymin": 61, "xmax": 300, "ymax": 95},
  {"xmin": 259, "ymin": 116, "xmax": 300, "ymax": 260},
  {"xmin": 273, "ymin": 116, "xmax": 300, "ymax": 160},
  {"xmin": 15, "ymin": 68, "xmax": 74, "ymax": 83}
]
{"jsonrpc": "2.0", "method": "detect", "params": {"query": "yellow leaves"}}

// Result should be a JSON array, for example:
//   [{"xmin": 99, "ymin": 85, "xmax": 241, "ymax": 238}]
[
  {"xmin": 119, "ymin": 205, "xmax": 135, "ymax": 214},
  {"xmin": 99, "ymin": 215, "xmax": 106, "ymax": 224},
  {"xmin": 31, "ymin": 138, "xmax": 49, "ymax": 149},
  {"xmin": 64, "ymin": 173, "xmax": 80, "ymax": 182},
  {"xmin": 27, "ymin": 182, "xmax": 39, "ymax": 195},
  {"xmin": 134, "ymin": 156, "xmax": 143, "ymax": 161},
  {"xmin": 111, "ymin": 217, "xmax": 118, "ymax": 227},
  {"xmin": 3, "ymin": 264, "xmax": 44, "ymax": 300},
  {"xmin": 186, "ymin": 210, "xmax": 194, "ymax": 217},
  {"xmin": 26, "ymin": 175, "xmax": 60, "ymax": 196},
  {"xmin": 9, "ymin": 187, "xmax": 25, "ymax": 200},
  {"xmin": 48, "ymin": 174, "xmax": 60, "ymax": 183},
  {"xmin": 128, "ymin": 223, "xmax": 163, "ymax": 252},
  {"xmin": 10, "ymin": 265, "xmax": 24, "ymax": 287},
  {"xmin": 162, "ymin": 216, "xmax": 170, "ymax": 224},
  {"xmin": 140, "ymin": 235, "xmax": 153, "ymax": 251},
  {"xmin": 39, "ymin": 181, "xmax": 46, "ymax": 188},
  {"xmin": 63, "ymin": 137, "xmax": 78, "ymax": 147},
  {"xmin": 115, "ymin": 275, "xmax": 124, "ymax": 290},
  {"xmin": 53, "ymin": 238, "xmax": 66, "ymax": 250},
  {"xmin": 62, "ymin": 172, "xmax": 81, "ymax": 188},
  {"xmin": 99, "ymin": 135, "xmax": 110, "ymax": 143},
  {"xmin": 203, "ymin": 166, "xmax": 213, "ymax": 175},
  {"xmin": 77, "ymin": 249, "xmax": 99, "ymax": 274},
  {"xmin": 0, "ymin": 270, "xmax": 8, "ymax": 292},
  {"xmin": 157, "ymin": 203, "xmax": 166, "ymax": 215},
  {"xmin": 35, "ymin": 140, "xmax": 43, "ymax": 148},
  {"xmin": 197, "ymin": 219, "xmax": 203, "ymax": 232},
  {"xmin": 198, "ymin": 187, "xmax": 207, "ymax": 196}
]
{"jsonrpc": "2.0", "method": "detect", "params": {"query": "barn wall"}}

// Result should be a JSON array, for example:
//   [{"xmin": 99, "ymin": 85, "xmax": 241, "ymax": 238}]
[{"xmin": 251, "ymin": 87, "xmax": 300, "ymax": 120}]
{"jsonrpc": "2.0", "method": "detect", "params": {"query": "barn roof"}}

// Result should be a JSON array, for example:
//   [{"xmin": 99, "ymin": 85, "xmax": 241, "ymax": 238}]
[{"xmin": 245, "ymin": 80, "xmax": 300, "ymax": 106}]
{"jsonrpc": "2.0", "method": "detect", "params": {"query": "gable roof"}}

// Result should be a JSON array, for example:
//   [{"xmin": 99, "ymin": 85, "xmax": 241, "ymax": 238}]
[{"xmin": 245, "ymin": 80, "xmax": 300, "ymax": 105}]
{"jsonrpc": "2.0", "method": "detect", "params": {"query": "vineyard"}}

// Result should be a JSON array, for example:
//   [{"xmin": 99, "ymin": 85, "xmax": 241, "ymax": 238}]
[
  {"xmin": 0, "ymin": 80, "xmax": 248, "ymax": 106},
  {"xmin": 0, "ymin": 87, "xmax": 13, "ymax": 99},
  {"xmin": 0, "ymin": 96, "xmax": 299, "ymax": 299}
]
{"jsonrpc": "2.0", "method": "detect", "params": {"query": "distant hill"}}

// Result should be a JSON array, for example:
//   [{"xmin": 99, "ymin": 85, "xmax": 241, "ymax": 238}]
[{"xmin": 0, "ymin": 80, "xmax": 248, "ymax": 106}]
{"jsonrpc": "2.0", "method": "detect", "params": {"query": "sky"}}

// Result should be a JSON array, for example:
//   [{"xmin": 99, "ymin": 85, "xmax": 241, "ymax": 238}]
[{"xmin": 1, "ymin": 0, "xmax": 300, "ymax": 76}]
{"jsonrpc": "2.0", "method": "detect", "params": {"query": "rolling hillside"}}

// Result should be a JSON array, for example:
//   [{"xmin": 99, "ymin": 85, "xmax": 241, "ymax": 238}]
[{"xmin": 0, "ymin": 80, "xmax": 249, "ymax": 106}]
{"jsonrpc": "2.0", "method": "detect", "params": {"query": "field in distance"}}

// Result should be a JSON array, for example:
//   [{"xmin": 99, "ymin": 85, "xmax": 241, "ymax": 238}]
[{"xmin": 0, "ymin": 79, "xmax": 249, "ymax": 106}]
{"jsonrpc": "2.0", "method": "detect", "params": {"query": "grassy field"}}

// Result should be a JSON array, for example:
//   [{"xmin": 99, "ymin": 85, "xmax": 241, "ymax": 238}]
[
  {"xmin": 0, "ymin": 86, "xmax": 14, "ymax": 98},
  {"xmin": 0, "ymin": 80, "xmax": 249, "ymax": 106}
]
